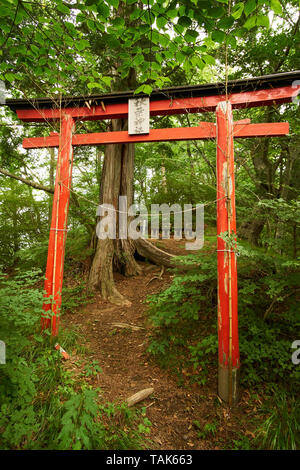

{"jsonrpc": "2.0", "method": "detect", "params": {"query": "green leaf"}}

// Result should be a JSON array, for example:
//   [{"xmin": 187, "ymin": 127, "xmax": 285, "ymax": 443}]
[
  {"xmin": 174, "ymin": 23, "xmax": 185, "ymax": 34},
  {"xmin": 76, "ymin": 39, "xmax": 90, "ymax": 51},
  {"xmin": 87, "ymin": 82, "xmax": 103, "ymax": 89},
  {"xmin": 97, "ymin": 2, "xmax": 110, "ymax": 18},
  {"xmin": 130, "ymin": 8, "xmax": 143, "ymax": 20},
  {"xmin": 257, "ymin": 15, "xmax": 270, "ymax": 28},
  {"xmin": 234, "ymin": 27, "xmax": 247, "ymax": 37},
  {"xmin": 145, "ymin": 11, "xmax": 155, "ymax": 25},
  {"xmin": 0, "ymin": 7, "xmax": 11, "ymax": 18},
  {"xmin": 156, "ymin": 16, "xmax": 168, "ymax": 29},
  {"xmin": 211, "ymin": 30, "xmax": 226, "ymax": 43},
  {"xmin": 227, "ymin": 35, "xmax": 237, "ymax": 48},
  {"xmin": 166, "ymin": 9, "xmax": 177, "ymax": 19},
  {"xmin": 101, "ymin": 76, "xmax": 112, "ymax": 86},
  {"xmin": 270, "ymin": 0, "xmax": 283, "ymax": 15},
  {"xmin": 105, "ymin": 33, "xmax": 120, "ymax": 48},
  {"xmin": 232, "ymin": 2, "xmax": 244, "ymax": 19},
  {"xmin": 133, "ymin": 54, "xmax": 144, "ymax": 66},
  {"xmin": 244, "ymin": 0, "xmax": 256, "ymax": 16},
  {"xmin": 177, "ymin": 16, "xmax": 192, "ymax": 28},
  {"xmin": 134, "ymin": 84, "xmax": 152, "ymax": 95},
  {"xmin": 30, "ymin": 45, "xmax": 40, "ymax": 55},
  {"xmin": 202, "ymin": 54, "xmax": 215, "ymax": 65},
  {"xmin": 112, "ymin": 17, "xmax": 124, "ymax": 27},
  {"xmin": 15, "ymin": 7, "xmax": 27, "ymax": 25},
  {"xmin": 157, "ymin": 33, "xmax": 170, "ymax": 48},
  {"xmin": 85, "ymin": 19, "xmax": 95, "ymax": 30},
  {"xmin": 218, "ymin": 16, "xmax": 234, "ymax": 29},
  {"xmin": 244, "ymin": 15, "xmax": 257, "ymax": 29},
  {"xmin": 175, "ymin": 51, "xmax": 185, "ymax": 63},
  {"xmin": 56, "ymin": 2, "xmax": 70, "ymax": 15},
  {"xmin": 4, "ymin": 72, "xmax": 16, "ymax": 83},
  {"xmin": 107, "ymin": 0, "xmax": 119, "ymax": 8},
  {"xmin": 207, "ymin": 7, "xmax": 225, "ymax": 18},
  {"xmin": 155, "ymin": 53, "xmax": 163, "ymax": 64},
  {"xmin": 184, "ymin": 29, "xmax": 198, "ymax": 43}
]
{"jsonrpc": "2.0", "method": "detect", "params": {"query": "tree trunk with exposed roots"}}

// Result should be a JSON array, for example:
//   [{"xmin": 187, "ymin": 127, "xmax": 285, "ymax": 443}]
[
  {"xmin": 88, "ymin": 119, "xmax": 140, "ymax": 305},
  {"xmin": 88, "ymin": 119, "xmax": 175, "ymax": 304}
]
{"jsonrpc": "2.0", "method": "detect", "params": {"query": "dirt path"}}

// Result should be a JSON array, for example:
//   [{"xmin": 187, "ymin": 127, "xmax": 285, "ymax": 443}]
[{"xmin": 63, "ymin": 240, "xmax": 258, "ymax": 450}]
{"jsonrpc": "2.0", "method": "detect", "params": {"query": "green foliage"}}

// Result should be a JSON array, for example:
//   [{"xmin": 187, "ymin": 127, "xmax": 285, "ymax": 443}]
[
  {"xmin": 0, "ymin": 0, "xmax": 282, "ymax": 97},
  {"xmin": 0, "ymin": 269, "xmax": 43, "ymax": 355},
  {"xmin": 232, "ymin": 435, "xmax": 253, "ymax": 450},
  {"xmin": 198, "ymin": 420, "xmax": 218, "ymax": 439},
  {"xmin": 193, "ymin": 418, "xmax": 219, "ymax": 439},
  {"xmin": 146, "ymin": 249, "xmax": 218, "ymax": 382},
  {"xmin": 255, "ymin": 392, "xmax": 300, "ymax": 450},
  {"xmin": 0, "ymin": 271, "xmax": 150, "ymax": 450},
  {"xmin": 82, "ymin": 360, "xmax": 103, "ymax": 377},
  {"xmin": 189, "ymin": 335, "xmax": 218, "ymax": 383},
  {"xmin": 57, "ymin": 389, "xmax": 105, "ymax": 450},
  {"xmin": 61, "ymin": 280, "xmax": 94, "ymax": 314},
  {"xmin": 146, "ymin": 242, "xmax": 300, "ymax": 392}
]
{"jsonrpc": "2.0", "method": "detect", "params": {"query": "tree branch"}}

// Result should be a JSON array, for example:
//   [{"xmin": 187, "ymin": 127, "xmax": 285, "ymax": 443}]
[
  {"xmin": 0, "ymin": 167, "xmax": 54, "ymax": 193},
  {"xmin": 0, "ymin": 167, "xmax": 95, "ymax": 234}
]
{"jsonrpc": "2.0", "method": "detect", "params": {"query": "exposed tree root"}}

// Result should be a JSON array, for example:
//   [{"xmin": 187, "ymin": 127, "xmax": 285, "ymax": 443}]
[
  {"xmin": 146, "ymin": 266, "xmax": 165, "ymax": 286},
  {"xmin": 135, "ymin": 238, "xmax": 176, "ymax": 268}
]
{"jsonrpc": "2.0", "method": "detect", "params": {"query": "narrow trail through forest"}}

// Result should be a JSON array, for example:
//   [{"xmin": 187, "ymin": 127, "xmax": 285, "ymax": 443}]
[{"xmin": 63, "ymin": 240, "xmax": 258, "ymax": 450}]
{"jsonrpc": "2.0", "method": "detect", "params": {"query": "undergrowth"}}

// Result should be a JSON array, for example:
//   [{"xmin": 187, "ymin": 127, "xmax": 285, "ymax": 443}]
[
  {"xmin": 146, "ymin": 239, "xmax": 300, "ymax": 449},
  {"xmin": 0, "ymin": 269, "xmax": 151, "ymax": 450}
]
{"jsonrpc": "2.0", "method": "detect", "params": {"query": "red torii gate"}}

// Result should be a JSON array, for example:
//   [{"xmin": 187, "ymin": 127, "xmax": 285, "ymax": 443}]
[{"xmin": 6, "ymin": 72, "xmax": 300, "ymax": 405}]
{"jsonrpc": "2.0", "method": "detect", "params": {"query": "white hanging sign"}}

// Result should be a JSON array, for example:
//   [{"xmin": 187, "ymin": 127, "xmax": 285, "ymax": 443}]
[{"xmin": 128, "ymin": 97, "xmax": 150, "ymax": 135}]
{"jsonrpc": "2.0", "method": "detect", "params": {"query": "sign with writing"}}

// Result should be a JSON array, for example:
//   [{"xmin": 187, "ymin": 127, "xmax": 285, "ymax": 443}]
[{"xmin": 128, "ymin": 97, "xmax": 150, "ymax": 135}]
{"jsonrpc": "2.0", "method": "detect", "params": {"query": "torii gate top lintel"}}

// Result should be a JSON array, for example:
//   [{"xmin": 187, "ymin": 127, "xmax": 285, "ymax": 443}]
[
  {"xmin": 3, "ymin": 71, "xmax": 298, "ymax": 149},
  {"xmin": 5, "ymin": 70, "xmax": 300, "ymax": 124}
]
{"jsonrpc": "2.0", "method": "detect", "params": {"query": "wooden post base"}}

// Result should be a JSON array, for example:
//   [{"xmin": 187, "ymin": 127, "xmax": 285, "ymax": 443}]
[{"xmin": 218, "ymin": 365, "xmax": 240, "ymax": 406}]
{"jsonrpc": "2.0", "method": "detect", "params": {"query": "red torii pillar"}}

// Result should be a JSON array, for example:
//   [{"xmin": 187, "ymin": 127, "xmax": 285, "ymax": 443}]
[
  {"xmin": 41, "ymin": 114, "xmax": 75, "ymax": 335},
  {"xmin": 216, "ymin": 102, "xmax": 239, "ymax": 405}
]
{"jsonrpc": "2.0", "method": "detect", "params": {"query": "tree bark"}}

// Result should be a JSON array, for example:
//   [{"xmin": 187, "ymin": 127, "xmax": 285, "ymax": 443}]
[
  {"xmin": 238, "ymin": 217, "xmax": 265, "ymax": 246},
  {"xmin": 88, "ymin": 119, "xmax": 141, "ymax": 305},
  {"xmin": 88, "ymin": 115, "xmax": 178, "ymax": 302}
]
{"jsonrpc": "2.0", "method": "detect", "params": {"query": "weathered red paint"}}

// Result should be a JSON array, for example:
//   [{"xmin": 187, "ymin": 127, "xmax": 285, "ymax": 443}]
[
  {"xmin": 41, "ymin": 114, "xmax": 75, "ymax": 336},
  {"xmin": 22, "ymin": 122, "xmax": 289, "ymax": 149},
  {"xmin": 233, "ymin": 122, "xmax": 289, "ymax": 138},
  {"xmin": 216, "ymin": 101, "xmax": 239, "ymax": 403},
  {"xmin": 15, "ymin": 85, "xmax": 299, "ymax": 122}
]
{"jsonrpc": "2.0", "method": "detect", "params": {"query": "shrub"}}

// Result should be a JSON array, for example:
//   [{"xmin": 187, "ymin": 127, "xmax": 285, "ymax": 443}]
[
  {"xmin": 0, "ymin": 270, "xmax": 150, "ymax": 449},
  {"xmin": 146, "ymin": 242, "xmax": 300, "ymax": 392}
]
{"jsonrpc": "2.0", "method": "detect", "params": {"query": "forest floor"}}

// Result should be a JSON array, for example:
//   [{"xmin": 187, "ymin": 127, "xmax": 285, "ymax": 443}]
[{"xmin": 62, "ymin": 239, "xmax": 261, "ymax": 450}]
